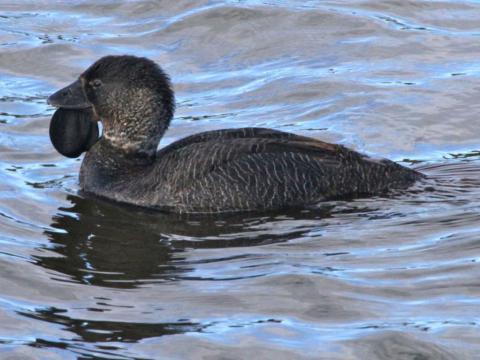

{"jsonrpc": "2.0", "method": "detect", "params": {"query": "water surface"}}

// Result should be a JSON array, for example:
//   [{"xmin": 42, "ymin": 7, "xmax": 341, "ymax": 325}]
[{"xmin": 0, "ymin": 1, "xmax": 480, "ymax": 359}]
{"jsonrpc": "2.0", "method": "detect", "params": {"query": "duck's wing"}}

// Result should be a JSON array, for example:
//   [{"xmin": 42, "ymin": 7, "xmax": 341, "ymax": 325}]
[
  {"xmin": 157, "ymin": 128, "xmax": 346, "ymax": 183},
  {"xmin": 154, "ymin": 129, "xmax": 421, "ymax": 212},
  {"xmin": 157, "ymin": 127, "xmax": 309, "ymax": 155},
  {"xmin": 157, "ymin": 127, "xmax": 344, "ymax": 176}
]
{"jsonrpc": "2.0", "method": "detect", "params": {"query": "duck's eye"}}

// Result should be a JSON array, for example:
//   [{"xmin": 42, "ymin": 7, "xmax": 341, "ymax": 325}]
[{"xmin": 90, "ymin": 79, "xmax": 103, "ymax": 89}]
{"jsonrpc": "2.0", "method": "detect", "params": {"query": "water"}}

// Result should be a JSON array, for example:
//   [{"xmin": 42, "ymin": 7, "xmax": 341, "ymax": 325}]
[{"xmin": 0, "ymin": 1, "xmax": 479, "ymax": 358}]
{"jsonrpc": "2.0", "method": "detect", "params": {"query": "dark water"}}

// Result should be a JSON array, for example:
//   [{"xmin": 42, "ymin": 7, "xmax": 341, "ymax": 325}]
[{"xmin": 1, "ymin": 1, "xmax": 480, "ymax": 359}]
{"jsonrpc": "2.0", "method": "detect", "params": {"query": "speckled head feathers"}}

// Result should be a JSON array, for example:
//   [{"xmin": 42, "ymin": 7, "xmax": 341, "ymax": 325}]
[
  {"xmin": 83, "ymin": 56, "xmax": 168, "ymax": 88},
  {"xmin": 73, "ymin": 55, "xmax": 176, "ymax": 156},
  {"xmin": 81, "ymin": 55, "xmax": 175, "ymax": 121}
]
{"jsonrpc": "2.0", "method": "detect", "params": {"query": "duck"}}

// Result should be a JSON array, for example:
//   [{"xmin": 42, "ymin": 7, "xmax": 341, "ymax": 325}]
[{"xmin": 47, "ymin": 55, "xmax": 424, "ymax": 214}]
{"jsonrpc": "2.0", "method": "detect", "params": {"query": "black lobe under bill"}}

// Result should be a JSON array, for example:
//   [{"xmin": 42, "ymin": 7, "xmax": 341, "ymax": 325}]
[{"xmin": 49, "ymin": 108, "xmax": 99, "ymax": 158}]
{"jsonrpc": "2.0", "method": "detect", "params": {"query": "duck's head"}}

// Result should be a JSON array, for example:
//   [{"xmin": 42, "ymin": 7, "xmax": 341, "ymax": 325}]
[{"xmin": 48, "ymin": 55, "xmax": 175, "ymax": 158}]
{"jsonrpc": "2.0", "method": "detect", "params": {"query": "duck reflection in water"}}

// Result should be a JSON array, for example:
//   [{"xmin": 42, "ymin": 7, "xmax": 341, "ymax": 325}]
[
  {"xmin": 28, "ymin": 194, "xmax": 332, "ymax": 347},
  {"xmin": 36, "ymin": 194, "xmax": 330, "ymax": 288}
]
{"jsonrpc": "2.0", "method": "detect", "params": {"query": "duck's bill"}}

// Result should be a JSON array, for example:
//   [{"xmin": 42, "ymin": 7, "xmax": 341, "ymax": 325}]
[{"xmin": 47, "ymin": 79, "xmax": 91, "ymax": 109}]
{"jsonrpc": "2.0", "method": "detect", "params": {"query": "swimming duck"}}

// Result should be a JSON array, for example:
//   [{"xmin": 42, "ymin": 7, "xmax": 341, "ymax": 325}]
[{"xmin": 48, "ymin": 55, "xmax": 423, "ymax": 214}]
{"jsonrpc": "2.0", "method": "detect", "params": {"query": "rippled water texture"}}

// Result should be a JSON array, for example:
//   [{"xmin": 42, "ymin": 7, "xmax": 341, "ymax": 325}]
[{"xmin": 1, "ymin": 1, "xmax": 480, "ymax": 359}]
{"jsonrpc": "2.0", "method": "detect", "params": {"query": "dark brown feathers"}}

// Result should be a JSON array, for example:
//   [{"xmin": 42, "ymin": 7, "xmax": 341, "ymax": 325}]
[{"xmin": 48, "ymin": 55, "xmax": 424, "ymax": 214}]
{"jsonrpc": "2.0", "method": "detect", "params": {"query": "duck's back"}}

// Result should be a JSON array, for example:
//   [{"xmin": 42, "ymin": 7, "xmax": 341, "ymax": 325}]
[{"xmin": 141, "ymin": 128, "xmax": 423, "ymax": 213}]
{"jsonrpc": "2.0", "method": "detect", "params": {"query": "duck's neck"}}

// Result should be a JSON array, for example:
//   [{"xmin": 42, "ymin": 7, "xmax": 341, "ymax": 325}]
[
  {"xmin": 80, "ymin": 138, "xmax": 155, "ymax": 194},
  {"xmin": 101, "ymin": 91, "xmax": 172, "ymax": 158}
]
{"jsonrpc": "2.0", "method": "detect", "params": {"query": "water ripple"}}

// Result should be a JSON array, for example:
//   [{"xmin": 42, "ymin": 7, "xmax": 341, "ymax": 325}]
[{"xmin": 1, "ymin": 1, "xmax": 480, "ymax": 359}]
